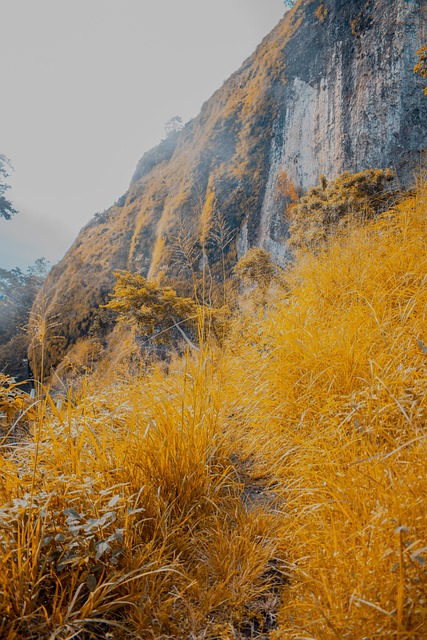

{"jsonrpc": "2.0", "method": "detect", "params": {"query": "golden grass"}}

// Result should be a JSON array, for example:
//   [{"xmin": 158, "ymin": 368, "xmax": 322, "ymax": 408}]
[
  {"xmin": 0, "ymin": 354, "xmax": 283, "ymax": 639},
  {"xmin": 1, "ymin": 178, "xmax": 427, "ymax": 638},
  {"xmin": 221, "ymin": 177, "xmax": 427, "ymax": 638}
]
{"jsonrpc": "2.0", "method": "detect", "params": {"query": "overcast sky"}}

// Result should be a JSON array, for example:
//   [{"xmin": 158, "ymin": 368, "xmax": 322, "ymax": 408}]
[{"xmin": 0, "ymin": 0, "xmax": 286, "ymax": 270}]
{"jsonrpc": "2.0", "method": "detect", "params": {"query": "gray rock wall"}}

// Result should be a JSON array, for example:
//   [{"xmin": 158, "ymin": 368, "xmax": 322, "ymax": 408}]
[{"xmin": 255, "ymin": 0, "xmax": 427, "ymax": 262}]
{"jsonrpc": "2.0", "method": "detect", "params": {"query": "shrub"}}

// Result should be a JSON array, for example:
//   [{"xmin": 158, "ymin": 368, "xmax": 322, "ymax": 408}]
[{"xmin": 289, "ymin": 168, "xmax": 397, "ymax": 250}]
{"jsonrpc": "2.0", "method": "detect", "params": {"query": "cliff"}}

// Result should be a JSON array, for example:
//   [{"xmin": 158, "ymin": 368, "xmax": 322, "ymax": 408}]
[{"xmin": 34, "ymin": 0, "xmax": 427, "ymax": 373}]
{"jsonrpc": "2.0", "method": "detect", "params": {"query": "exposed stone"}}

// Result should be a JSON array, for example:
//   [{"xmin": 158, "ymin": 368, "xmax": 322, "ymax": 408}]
[{"xmin": 32, "ymin": 0, "xmax": 427, "ymax": 373}]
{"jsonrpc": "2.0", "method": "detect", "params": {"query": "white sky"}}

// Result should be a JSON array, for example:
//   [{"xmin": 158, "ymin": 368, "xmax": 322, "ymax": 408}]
[{"xmin": 0, "ymin": 0, "xmax": 285, "ymax": 270}]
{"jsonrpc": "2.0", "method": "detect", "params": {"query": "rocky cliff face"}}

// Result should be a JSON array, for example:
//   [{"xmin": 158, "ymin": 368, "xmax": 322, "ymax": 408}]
[
  {"xmin": 256, "ymin": 0, "xmax": 427, "ymax": 258},
  {"xmin": 34, "ymin": 0, "xmax": 427, "ymax": 373}
]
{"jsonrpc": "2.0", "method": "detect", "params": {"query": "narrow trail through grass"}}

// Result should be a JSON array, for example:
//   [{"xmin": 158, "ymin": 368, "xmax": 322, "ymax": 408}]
[{"xmin": 1, "ymin": 179, "xmax": 427, "ymax": 638}]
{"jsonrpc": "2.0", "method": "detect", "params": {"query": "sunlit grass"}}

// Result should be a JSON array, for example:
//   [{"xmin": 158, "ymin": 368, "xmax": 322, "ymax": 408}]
[
  {"xmin": 221, "ymin": 177, "xmax": 427, "ymax": 638},
  {"xmin": 1, "ymin": 178, "xmax": 427, "ymax": 638},
  {"xmin": 0, "ymin": 355, "xmax": 283, "ymax": 639}
]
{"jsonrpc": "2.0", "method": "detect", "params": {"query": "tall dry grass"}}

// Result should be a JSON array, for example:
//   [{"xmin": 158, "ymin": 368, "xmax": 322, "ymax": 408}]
[
  {"xmin": 0, "ymin": 353, "xmax": 283, "ymax": 639},
  {"xmin": 221, "ymin": 176, "xmax": 427, "ymax": 638},
  {"xmin": 1, "ymin": 178, "xmax": 427, "ymax": 638}
]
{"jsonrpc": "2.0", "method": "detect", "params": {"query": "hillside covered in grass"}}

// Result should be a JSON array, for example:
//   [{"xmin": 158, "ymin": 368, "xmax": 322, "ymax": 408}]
[{"xmin": 1, "ymin": 177, "xmax": 426, "ymax": 638}]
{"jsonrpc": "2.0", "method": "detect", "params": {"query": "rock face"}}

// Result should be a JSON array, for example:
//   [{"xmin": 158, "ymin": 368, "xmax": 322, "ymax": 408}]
[
  {"xmin": 257, "ymin": 0, "xmax": 427, "ymax": 259},
  {"xmin": 34, "ymin": 0, "xmax": 427, "ymax": 373}
]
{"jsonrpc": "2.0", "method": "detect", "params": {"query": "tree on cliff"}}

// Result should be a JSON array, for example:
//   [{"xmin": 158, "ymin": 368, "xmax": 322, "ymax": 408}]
[
  {"xmin": 104, "ymin": 270, "xmax": 200, "ymax": 349},
  {"xmin": 165, "ymin": 116, "xmax": 184, "ymax": 137},
  {"xmin": 0, "ymin": 155, "xmax": 18, "ymax": 220},
  {"xmin": 104, "ymin": 270, "xmax": 231, "ymax": 351},
  {"xmin": 414, "ymin": 46, "xmax": 427, "ymax": 95}
]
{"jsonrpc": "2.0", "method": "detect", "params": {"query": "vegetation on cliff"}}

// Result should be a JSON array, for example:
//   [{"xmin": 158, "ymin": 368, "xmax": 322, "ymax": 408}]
[
  {"xmin": 288, "ymin": 168, "xmax": 398, "ymax": 250},
  {"xmin": 415, "ymin": 46, "xmax": 427, "ymax": 95},
  {"xmin": 31, "ymin": 0, "xmax": 427, "ymax": 376},
  {"xmin": 1, "ymin": 4, "xmax": 426, "ymax": 638},
  {"xmin": 1, "ymin": 175, "xmax": 427, "ymax": 638}
]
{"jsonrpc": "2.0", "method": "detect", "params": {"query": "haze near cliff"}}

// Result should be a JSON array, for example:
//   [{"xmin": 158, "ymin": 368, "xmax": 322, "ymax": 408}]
[{"xmin": 0, "ymin": 0, "xmax": 284, "ymax": 269}]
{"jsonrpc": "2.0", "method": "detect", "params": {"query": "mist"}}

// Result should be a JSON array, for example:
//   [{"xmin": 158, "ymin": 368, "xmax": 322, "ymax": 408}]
[{"xmin": 0, "ymin": 0, "xmax": 285, "ymax": 270}]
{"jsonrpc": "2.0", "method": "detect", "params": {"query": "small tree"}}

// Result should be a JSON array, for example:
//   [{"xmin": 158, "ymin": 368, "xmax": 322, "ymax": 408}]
[
  {"xmin": 104, "ymin": 271, "xmax": 199, "ymax": 349},
  {"xmin": 104, "ymin": 271, "xmax": 232, "ymax": 351},
  {"xmin": 414, "ymin": 46, "xmax": 427, "ymax": 95},
  {"xmin": 289, "ymin": 168, "xmax": 397, "ymax": 251},
  {"xmin": 234, "ymin": 247, "xmax": 276, "ymax": 307},
  {"xmin": 0, "ymin": 155, "xmax": 17, "ymax": 220},
  {"xmin": 165, "ymin": 116, "xmax": 184, "ymax": 137}
]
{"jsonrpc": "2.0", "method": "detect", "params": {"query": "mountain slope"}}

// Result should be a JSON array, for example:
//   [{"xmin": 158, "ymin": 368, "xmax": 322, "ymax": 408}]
[{"xmin": 34, "ymin": 0, "xmax": 427, "ymax": 374}]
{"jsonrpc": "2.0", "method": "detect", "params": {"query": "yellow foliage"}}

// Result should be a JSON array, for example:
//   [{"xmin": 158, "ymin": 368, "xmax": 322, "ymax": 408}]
[
  {"xmin": 104, "ymin": 270, "xmax": 199, "ymax": 344},
  {"xmin": 55, "ymin": 337, "xmax": 104, "ymax": 382},
  {"xmin": 315, "ymin": 3, "xmax": 328, "ymax": 23},
  {"xmin": 0, "ymin": 355, "xmax": 282, "ymax": 638},
  {"xmin": 234, "ymin": 247, "xmax": 277, "ymax": 307},
  {"xmin": 224, "ymin": 177, "xmax": 427, "ymax": 638},
  {"xmin": 104, "ymin": 270, "xmax": 231, "ymax": 351},
  {"xmin": 414, "ymin": 46, "xmax": 427, "ymax": 95},
  {"xmin": 276, "ymin": 170, "xmax": 299, "ymax": 205},
  {"xmin": 0, "ymin": 374, "xmax": 34, "ymax": 429},
  {"xmin": 289, "ymin": 168, "xmax": 397, "ymax": 251},
  {"xmin": 2, "ymin": 177, "xmax": 427, "ymax": 638}
]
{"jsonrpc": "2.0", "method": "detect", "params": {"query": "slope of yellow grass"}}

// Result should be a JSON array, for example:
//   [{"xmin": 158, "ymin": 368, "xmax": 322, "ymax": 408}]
[
  {"xmin": 0, "ymin": 359, "xmax": 284, "ymax": 639},
  {"xmin": 224, "ymin": 178, "xmax": 427, "ymax": 638},
  {"xmin": 1, "ymin": 179, "xmax": 426, "ymax": 638}
]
